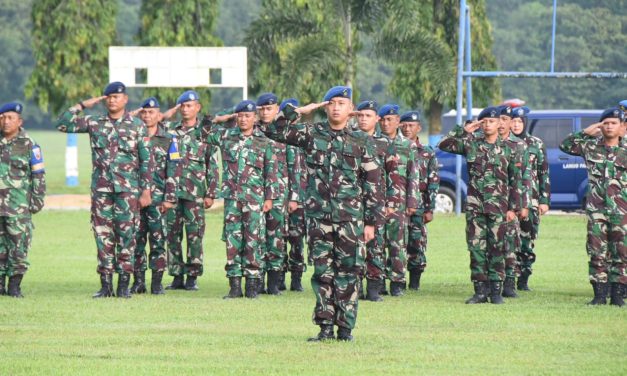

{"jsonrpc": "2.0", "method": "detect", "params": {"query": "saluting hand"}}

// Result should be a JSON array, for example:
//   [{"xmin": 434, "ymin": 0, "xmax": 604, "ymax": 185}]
[
  {"xmin": 463, "ymin": 120, "xmax": 482, "ymax": 133},
  {"xmin": 295, "ymin": 101, "xmax": 328, "ymax": 115},
  {"xmin": 73, "ymin": 96, "xmax": 106, "ymax": 111},
  {"xmin": 583, "ymin": 122, "xmax": 603, "ymax": 137},
  {"xmin": 162, "ymin": 104, "xmax": 181, "ymax": 120},
  {"xmin": 213, "ymin": 113, "xmax": 237, "ymax": 123},
  {"xmin": 128, "ymin": 107, "xmax": 143, "ymax": 117}
]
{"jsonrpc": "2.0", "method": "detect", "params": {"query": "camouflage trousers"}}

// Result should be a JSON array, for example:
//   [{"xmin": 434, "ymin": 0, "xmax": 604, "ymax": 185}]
[
  {"xmin": 134, "ymin": 204, "xmax": 167, "ymax": 273},
  {"xmin": 504, "ymin": 218, "xmax": 521, "ymax": 278},
  {"xmin": 309, "ymin": 218, "xmax": 366, "ymax": 330},
  {"xmin": 287, "ymin": 206, "xmax": 306, "ymax": 273},
  {"xmin": 167, "ymin": 198, "xmax": 205, "ymax": 277},
  {"xmin": 518, "ymin": 207, "xmax": 540, "ymax": 275},
  {"xmin": 223, "ymin": 199, "xmax": 264, "ymax": 278},
  {"xmin": 365, "ymin": 224, "xmax": 385, "ymax": 280},
  {"xmin": 586, "ymin": 212, "xmax": 627, "ymax": 284},
  {"xmin": 263, "ymin": 200, "xmax": 288, "ymax": 272},
  {"xmin": 407, "ymin": 211, "xmax": 428, "ymax": 272},
  {"xmin": 385, "ymin": 210, "xmax": 408, "ymax": 283},
  {"xmin": 91, "ymin": 191, "xmax": 139, "ymax": 275},
  {"xmin": 0, "ymin": 216, "xmax": 32, "ymax": 277},
  {"xmin": 465, "ymin": 212, "xmax": 507, "ymax": 282}
]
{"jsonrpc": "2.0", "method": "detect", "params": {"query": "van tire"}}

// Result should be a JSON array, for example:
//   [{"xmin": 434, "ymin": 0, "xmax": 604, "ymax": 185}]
[{"xmin": 435, "ymin": 186, "xmax": 457, "ymax": 214}]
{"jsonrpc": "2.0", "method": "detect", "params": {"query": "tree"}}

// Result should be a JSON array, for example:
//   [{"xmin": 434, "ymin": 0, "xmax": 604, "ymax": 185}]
[
  {"xmin": 26, "ymin": 0, "xmax": 118, "ymax": 113},
  {"xmin": 376, "ymin": 0, "xmax": 500, "ymax": 135},
  {"xmin": 137, "ymin": 0, "xmax": 223, "ymax": 108}
]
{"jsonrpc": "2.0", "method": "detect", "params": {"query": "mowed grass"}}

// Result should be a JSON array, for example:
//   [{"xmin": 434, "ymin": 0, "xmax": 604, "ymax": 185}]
[{"xmin": 0, "ymin": 212, "xmax": 625, "ymax": 375}]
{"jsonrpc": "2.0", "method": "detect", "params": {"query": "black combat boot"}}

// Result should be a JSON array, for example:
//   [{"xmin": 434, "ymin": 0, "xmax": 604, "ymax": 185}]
[
  {"xmin": 151, "ymin": 271, "xmax": 165, "ymax": 295},
  {"xmin": 278, "ymin": 271, "xmax": 287, "ymax": 291},
  {"xmin": 290, "ymin": 271, "xmax": 304, "ymax": 292},
  {"xmin": 307, "ymin": 324, "xmax": 334, "ymax": 342},
  {"xmin": 223, "ymin": 277, "xmax": 243, "ymax": 299},
  {"xmin": 130, "ymin": 271, "xmax": 146, "ymax": 294},
  {"xmin": 0, "ymin": 275, "xmax": 6, "ymax": 295},
  {"xmin": 7, "ymin": 274, "xmax": 24, "ymax": 298},
  {"xmin": 502, "ymin": 276, "xmax": 518, "ymax": 298},
  {"xmin": 165, "ymin": 275, "xmax": 185, "ymax": 290},
  {"xmin": 93, "ymin": 273, "xmax": 114, "ymax": 298},
  {"xmin": 587, "ymin": 282, "xmax": 608, "ymax": 305},
  {"xmin": 366, "ymin": 279, "xmax": 383, "ymax": 302},
  {"xmin": 517, "ymin": 271, "xmax": 531, "ymax": 291},
  {"xmin": 245, "ymin": 278, "xmax": 259, "ymax": 299},
  {"xmin": 408, "ymin": 270, "xmax": 422, "ymax": 290},
  {"xmin": 609, "ymin": 283, "xmax": 624, "ymax": 307},
  {"xmin": 489, "ymin": 281, "xmax": 504, "ymax": 304},
  {"xmin": 185, "ymin": 275, "xmax": 199, "ymax": 291},
  {"xmin": 380, "ymin": 279, "xmax": 389, "ymax": 295},
  {"xmin": 336, "ymin": 327, "xmax": 353, "ymax": 342},
  {"xmin": 390, "ymin": 281, "xmax": 405, "ymax": 297},
  {"xmin": 116, "ymin": 273, "xmax": 131, "ymax": 298},
  {"xmin": 465, "ymin": 281, "xmax": 488, "ymax": 304},
  {"xmin": 266, "ymin": 270, "xmax": 282, "ymax": 295},
  {"xmin": 258, "ymin": 271, "xmax": 267, "ymax": 294}
]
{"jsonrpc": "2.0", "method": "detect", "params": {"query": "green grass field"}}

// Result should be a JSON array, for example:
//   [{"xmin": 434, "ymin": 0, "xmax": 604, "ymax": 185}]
[{"xmin": 1, "ymin": 212, "xmax": 625, "ymax": 375}]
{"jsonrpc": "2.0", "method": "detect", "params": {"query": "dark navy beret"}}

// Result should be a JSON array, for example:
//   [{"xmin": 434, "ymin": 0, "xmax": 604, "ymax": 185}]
[
  {"xmin": 103, "ymin": 81, "xmax": 126, "ymax": 96},
  {"xmin": 357, "ymin": 100, "xmax": 378, "ymax": 112},
  {"xmin": 400, "ymin": 111, "xmax": 421, "ymax": 123},
  {"xmin": 234, "ymin": 100, "xmax": 257, "ymax": 113},
  {"xmin": 323, "ymin": 86, "xmax": 352, "ymax": 102},
  {"xmin": 599, "ymin": 107, "xmax": 624, "ymax": 122},
  {"xmin": 256, "ymin": 93, "xmax": 278, "ymax": 106},
  {"xmin": 378, "ymin": 104, "xmax": 400, "ymax": 117},
  {"xmin": 0, "ymin": 102, "xmax": 23, "ymax": 115},
  {"xmin": 176, "ymin": 90, "xmax": 200, "ymax": 105},
  {"xmin": 497, "ymin": 105, "xmax": 513, "ymax": 117},
  {"xmin": 478, "ymin": 106, "xmax": 501, "ymax": 120},
  {"xmin": 141, "ymin": 97, "xmax": 160, "ymax": 109},
  {"xmin": 510, "ymin": 106, "xmax": 530, "ymax": 119},
  {"xmin": 280, "ymin": 98, "xmax": 299, "ymax": 112},
  {"xmin": 619, "ymin": 100, "xmax": 627, "ymax": 112}
]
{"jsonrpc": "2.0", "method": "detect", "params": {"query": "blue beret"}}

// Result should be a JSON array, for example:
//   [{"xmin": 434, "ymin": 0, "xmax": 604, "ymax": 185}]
[
  {"xmin": 510, "ymin": 106, "xmax": 530, "ymax": 119},
  {"xmin": 0, "ymin": 102, "xmax": 23, "ymax": 115},
  {"xmin": 400, "ymin": 111, "xmax": 421, "ymax": 123},
  {"xmin": 140, "ymin": 97, "xmax": 160, "ymax": 109},
  {"xmin": 103, "ymin": 81, "xmax": 126, "ymax": 96},
  {"xmin": 256, "ymin": 93, "xmax": 278, "ymax": 106},
  {"xmin": 619, "ymin": 100, "xmax": 627, "ymax": 112},
  {"xmin": 234, "ymin": 100, "xmax": 257, "ymax": 113},
  {"xmin": 599, "ymin": 107, "xmax": 624, "ymax": 122},
  {"xmin": 357, "ymin": 100, "xmax": 378, "ymax": 112},
  {"xmin": 280, "ymin": 98, "xmax": 299, "ymax": 112},
  {"xmin": 176, "ymin": 90, "xmax": 200, "ymax": 105},
  {"xmin": 378, "ymin": 104, "xmax": 400, "ymax": 117},
  {"xmin": 478, "ymin": 106, "xmax": 501, "ymax": 120},
  {"xmin": 323, "ymin": 86, "xmax": 352, "ymax": 102},
  {"xmin": 497, "ymin": 105, "xmax": 513, "ymax": 117}
]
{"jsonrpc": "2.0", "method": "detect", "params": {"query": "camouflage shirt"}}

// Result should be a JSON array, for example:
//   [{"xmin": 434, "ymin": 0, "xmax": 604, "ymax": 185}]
[
  {"xmin": 504, "ymin": 133, "xmax": 532, "ymax": 209},
  {"xmin": 257, "ymin": 122, "xmax": 289, "ymax": 203},
  {"xmin": 559, "ymin": 132, "xmax": 626, "ymax": 215},
  {"xmin": 287, "ymin": 145, "xmax": 307, "ymax": 203},
  {"xmin": 147, "ymin": 122, "xmax": 181, "ymax": 204},
  {"xmin": 0, "ymin": 128, "xmax": 46, "ymax": 217},
  {"xmin": 364, "ymin": 130, "xmax": 402, "ymax": 217},
  {"xmin": 56, "ymin": 109, "xmax": 151, "ymax": 193},
  {"xmin": 518, "ymin": 132, "xmax": 551, "ymax": 207},
  {"xmin": 438, "ymin": 125, "xmax": 525, "ymax": 214},
  {"xmin": 413, "ymin": 140, "xmax": 440, "ymax": 212}
]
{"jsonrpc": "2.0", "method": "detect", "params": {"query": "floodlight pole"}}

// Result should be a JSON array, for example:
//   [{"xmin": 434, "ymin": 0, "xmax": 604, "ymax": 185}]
[
  {"xmin": 454, "ymin": 0, "xmax": 467, "ymax": 216},
  {"xmin": 550, "ymin": 0, "xmax": 557, "ymax": 73}
]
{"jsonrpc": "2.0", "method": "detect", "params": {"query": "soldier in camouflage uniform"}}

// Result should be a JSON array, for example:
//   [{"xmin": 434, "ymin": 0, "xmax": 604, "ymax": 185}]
[
  {"xmin": 510, "ymin": 106, "xmax": 551, "ymax": 291},
  {"xmin": 205, "ymin": 100, "xmax": 278, "ymax": 299},
  {"xmin": 438, "ymin": 106, "xmax": 528, "ymax": 304},
  {"xmin": 559, "ymin": 108, "xmax": 626, "ymax": 306},
  {"xmin": 55, "ymin": 82, "xmax": 152, "ymax": 299},
  {"xmin": 129, "ymin": 97, "xmax": 181, "ymax": 295},
  {"xmin": 166, "ymin": 90, "xmax": 219, "ymax": 291},
  {"xmin": 0, "ymin": 102, "xmax": 46, "ymax": 298},
  {"xmin": 400, "ymin": 111, "xmax": 440, "ymax": 290},
  {"xmin": 267, "ymin": 86, "xmax": 383, "ymax": 342},
  {"xmin": 377, "ymin": 104, "xmax": 420, "ymax": 297}
]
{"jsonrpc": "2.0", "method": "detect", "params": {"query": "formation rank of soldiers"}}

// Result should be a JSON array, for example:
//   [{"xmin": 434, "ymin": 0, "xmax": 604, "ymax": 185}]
[{"xmin": 0, "ymin": 81, "xmax": 625, "ymax": 340}]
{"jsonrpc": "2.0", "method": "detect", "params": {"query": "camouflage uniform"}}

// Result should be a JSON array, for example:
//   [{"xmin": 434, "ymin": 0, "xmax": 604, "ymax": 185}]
[
  {"xmin": 407, "ymin": 141, "xmax": 439, "ymax": 273},
  {"xmin": 286, "ymin": 145, "xmax": 308, "ymax": 274},
  {"xmin": 205, "ymin": 125, "xmax": 278, "ymax": 279},
  {"xmin": 267, "ymin": 109, "xmax": 383, "ymax": 331},
  {"xmin": 0, "ymin": 129, "xmax": 45, "ymax": 286},
  {"xmin": 56, "ymin": 108, "xmax": 151, "ymax": 276},
  {"xmin": 167, "ymin": 119, "xmax": 218, "ymax": 278}
]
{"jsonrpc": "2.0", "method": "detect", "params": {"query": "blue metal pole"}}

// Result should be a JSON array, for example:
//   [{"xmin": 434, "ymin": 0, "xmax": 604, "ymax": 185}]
[
  {"xmin": 65, "ymin": 134, "xmax": 78, "ymax": 186},
  {"xmin": 455, "ymin": 0, "xmax": 466, "ymax": 216},
  {"xmin": 550, "ymin": 0, "xmax": 557, "ymax": 73},
  {"xmin": 465, "ymin": 5, "xmax": 473, "ymax": 121},
  {"xmin": 462, "ymin": 71, "xmax": 627, "ymax": 78}
]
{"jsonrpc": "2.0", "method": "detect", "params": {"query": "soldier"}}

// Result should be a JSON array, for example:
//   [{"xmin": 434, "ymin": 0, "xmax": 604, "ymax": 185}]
[
  {"xmin": 130, "ymin": 97, "xmax": 181, "ymax": 295},
  {"xmin": 378, "ymin": 104, "xmax": 420, "ymax": 297},
  {"xmin": 205, "ymin": 100, "xmax": 277, "ymax": 299},
  {"xmin": 0, "ymin": 102, "xmax": 46, "ymax": 297},
  {"xmin": 55, "ymin": 82, "xmax": 152, "ymax": 298},
  {"xmin": 399, "ymin": 111, "xmax": 440, "ymax": 290},
  {"xmin": 559, "ymin": 108, "xmax": 626, "ymax": 306},
  {"xmin": 438, "ymin": 106, "xmax": 527, "ymax": 304},
  {"xmin": 165, "ymin": 90, "xmax": 219, "ymax": 291},
  {"xmin": 266, "ymin": 85, "xmax": 383, "ymax": 342},
  {"xmin": 510, "ymin": 106, "xmax": 551, "ymax": 291}
]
